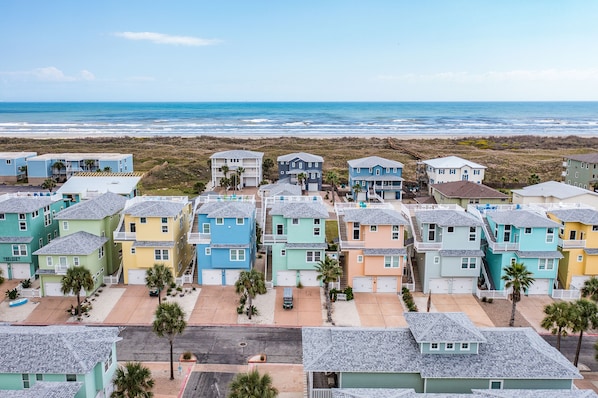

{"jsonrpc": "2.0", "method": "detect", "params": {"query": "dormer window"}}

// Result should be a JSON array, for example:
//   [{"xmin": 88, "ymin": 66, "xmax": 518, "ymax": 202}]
[
  {"xmin": 430, "ymin": 343, "xmax": 439, "ymax": 350},
  {"xmin": 461, "ymin": 343, "xmax": 469, "ymax": 350},
  {"xmin": 446, "ymin": 343, "xmax": 454, "ymax": 350}
]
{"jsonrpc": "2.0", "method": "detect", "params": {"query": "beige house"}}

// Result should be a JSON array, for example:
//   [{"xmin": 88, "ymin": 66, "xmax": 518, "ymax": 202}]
[
  {"xmin": 512, "ymin": 181, "xmax": 598, "ymax": 207},
  {"xmin": 431, "ymin": 181, "xmax": 509, "ymax": 207}
]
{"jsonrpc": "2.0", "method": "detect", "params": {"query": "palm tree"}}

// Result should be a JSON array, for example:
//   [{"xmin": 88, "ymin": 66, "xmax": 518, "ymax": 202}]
[
  {"xmin": 0, "ymin": 268, "xmax": 4, "ymax": 285},
  {"xmin": 581, "ymin": 276, "xmax": 598, "ymax": 302},
  {"xmin": 541, "ymin": 301, "xmax": 574, "ymax": 351},
  {"xmin": 501, "ymin": 262, "xmax": 535, "ymax": 327},
  {"xmin": 315, "ymin": 255, "xmax": 343, "ymax": 324},
  {"xmin": 297, "ymin": 172, "xmax": 307, "ymax": 192},
  {"xmin": 228, "ymin": 369, "xmax": 278, "ymax": 398},
  {"xmin": 352, "ymin": 183, "xmax": 363, "ymax": 201},
  {"xmin": 262, "ymin": 158, "xmax": 275, "ymax": 181},
  {"xmin": 41, "ymin": 178, "xmax": 57, "ymax": 192},
  {"xmin": 52, "ymin": 161, "xmax": 66, "ymax": 181},
  {"xmin": 145, "ymin": 264, "xmax": 174, "ymax": 305},
  {"xmin": 153, "ymin": 302, "xmax": 187, "ymax": 380},
  {"xmin": 84, "ymin": 159, "xmax": 96, "ymax": 171},
  {"xmin": 326, "ymin": 170, "xmax": 340, "ymax": 205},
  {"xmin": 571, "ymin": 299, "xmax": 598, "ymax": 367},
  {"xmin": 61, "ymin": 265, "xmax": 94, "ymax": 318},
  {"xmin": 235, "ymin": 269, "xmax": 267, "ymax": 319},
  {"xmin": 236, "ymin": 166, "xmax": 245, "ymax": 190},
  {"xmin": 111, "ymin": 362, "xmax": 155, "ymax": 398},
  {"xmin": 221, "ymin": 164, "xmax": 230, "ymax": 187}
]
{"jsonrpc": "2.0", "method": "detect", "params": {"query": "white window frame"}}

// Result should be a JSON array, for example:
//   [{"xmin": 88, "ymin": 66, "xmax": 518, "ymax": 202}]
[
  {"xmin": 384, "ymin": 255, "xmax": 400, "ymax": 268},
  {"xmin": 445, "ymin": 343, "xmax": 454, "ymax": 351},
  {"xmin": 12, "ymin": 244, "xmax": 27, "ymax": 256},
  {"xmin": 489, "ymin": 380, "xmax": 503, "ymax": 390},
  {"xmin": 524, "ymin": 227, "xmax": 532, "ymax": 234},
  {"xmin": 0, "ymin": 213, "xmax": 4, "ymax": 220},
  {"xmin": 357, "ymin": 255, "xmax": 363, "ymax": 263},
  {"xmin": 430, "ymin": 343, "xmax": 439, "ymax": 351},
  {"xmin": 230, "ymin": 249, "xmax": 245, "ymax": 261},
  {"xmin": 370, "ymin": 225, "xmax": 378, "ymax": 232},
  {"xmin": 19, "ymin": 221, "xmax": 27, "ymax": 231},
  {"xmin": 140, "ymin": 217, "xmax": 147, "ymax": 224},
  {"xmin": 154, "ymin": 249, "xmax": 169, "ymax": 260},
  {"xmin": 313, "ymin": 227, "xmax": 321, "ymax": 236},
  {"xmin": 280, "ymin": 249, "xmax": 286, "ymax": 256},
  {"xmin": 46, "ymin": 257, "xmax": 53, "ymax": 266},
  {"xmin": 73, "ymin": 257, "xmax": 80, "ymax": 266},
  {"xmin": 216, "ymin": 218, "xmax": 224, "ymax": 225},
  {"xmin": 447, "ymin": 226, "xmax": 454, "ymax": 233},
  {"xmin": 98, "ymin": 246, "xmax": 105, "ymax": 259},
  {"xmin": 461, "ymin": 342, "xmax": 469, "ymax": 350},
  {"xmin": 539, "ymin": 258, "xmax": 554, "ymax": 270},
  {"xmin": 202, "ymin": 223, "xmax": 210, "ymax": 234},
  {"xmin": 469, "ymin": 227, "xmax": 476, "ymax": 241},
  {"xmin": 578, "ymin": 255, "xmax": 583, "ymax": 262},
  {"xmin": 62, "ymin": 221, "xmax": 69, "ymax": 230},
  {"xmin": 433, "ymin": 256, "xmax": 440, "ymax": 264},
  {"xmin": 205, "ymin": 247, "xmax": 211, "ymax": 255},
  {"xmin": 236, "ymin": 218, "xmax": 244, "ymax": 225},
  {"xmin": 546, "ymin": 228, "xmax": 555, "ymax": 243},
  {"xmin": 292, "ymin": 218, "xmax": 299, "ymax": 225},
  {"xmin": 461, "ymin": 257, "xmax": 476, "ymax": 269},
  {"xmin": 131, "ymin": 247, "xmax": 136, "ymax": 254},
  {"xmin": 306, "ymin": 251, "xmax": 321, "ymax": 262},
  {"xmin": 162, "ymin": 225, "xmax": 168, "ymax": 233},
  {"xmin": 392, "ymin": 225, "xmax": 400, "ymax": 240}
]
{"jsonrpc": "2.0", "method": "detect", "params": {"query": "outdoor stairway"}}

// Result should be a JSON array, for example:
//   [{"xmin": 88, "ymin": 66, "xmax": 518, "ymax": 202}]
[
  {"xmin": 337, "ymin": 215, "xmax": 348, "ymax": 242},
  {"xmin": 483, "ymin": 217, "xmax": 495, "ymax": 243},
  {"xmin": 264, "ymin": 208, "xmax": 273, "ymax": 234},
  {"xmin": 410, "ymin": 215, "xmax": 423, "ymax": 241},
  {"xmin": 481, "ymin": 257, "xmax": 496, "ymax": 290},
  {"xmin": 409, "ymin": 257, "xmax": 422, "ymax": 292}
]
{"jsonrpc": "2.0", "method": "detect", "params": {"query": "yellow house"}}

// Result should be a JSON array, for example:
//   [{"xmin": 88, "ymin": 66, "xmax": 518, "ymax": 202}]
[
  {"xmin": 114, "ymin": 196, "xmax": 193, "ymax": 284},
  {"xmin": 547, "ymin": 207, "xmax": 598, "ymax": 289}
]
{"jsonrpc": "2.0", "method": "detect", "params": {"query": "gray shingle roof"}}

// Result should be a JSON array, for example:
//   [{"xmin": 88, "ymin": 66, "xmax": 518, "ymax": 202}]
[
  {"xmin": 516, "ymin": 251, "xmax": 563, "ymax": 259},
  {"xmin": 488, "ymin": 210, "xmax": 560, "ymax": 228},
  {"xmin": 302, "ymin": 318, "xmax": 580, "ymax": 380},
  {"xmin": 415, "ymin": 210, "xmax": 483, "ymax": 227},
  {"xmin": 0, "ymin": 196, "xmax": 57, "ymax": 213},
  {"xmin": 0, "ymin": 325, "xmax": 120, "ymax": 374},
  {"xmin": 0, "ymin": 381, "xmax": 83, "ymax": 398},
  {"xmin": 438, "ymin": 250, "xmax": 485, "ymax": 257},
  {"xmin": 125, "ymin": 200, "xmax": 186, "ymax": 217},
  {"xmin": 331, "ymin": 389, "xmax": 598, "ymax": 398},
  {"xmin": 547, "ymin": 208, "xmax": 598, "ymax": 225},
  {"xmin": 363, "ymin": 248, "xmax": 407, "ymax": 256},
  {"xmin": 0, "ymin": 236, "xmax": 33, "ymax": 243},
  {"xmin": 277, "ymin": 152, "xmax": 323, "ymax": 162},
  {"xmin": 431, "ymin": 181, "xmax": 508, "ymax": 199},
  {"xmin": 33, "ymin": 232, "xmax": 107, "ymax": 255},
  {"xmin": 210, "ymin": 149, "xmax": 263, "ymax": 159},
  {"xmin": 270, "ymin": 202, "xmax": 328, "ymax": 219},
  {"xmin": 565, "ymin": 153, "xmax": 598, "ymax": 163},
  {"xmin": 347, "ymin": 156, "xmax": 404, "ymax": 169},
  {"xmin": 512, "ymin": 181, "xmax": 598, "ymax": 199},
  {"xmin": 584, "ymin": 249, "xmax": 598, "ymax": 255},
  {"xmin": 405, "ymin": 313, "xmax": 486, "ymax": 343},
  {"xmin": 132, "ymin": 241, "xmax": 174, "ymax": 248},
  {"xmin": 259, "ymin": 182, "xmax": 302, "ymax": 197},
  {"xmin": 55, "ymin": 192, "xmax": 126, "ymax": 220},
  {"xmin": 343, "ymin": 208, "xmax": 408, "ymax": 226},
  {"xmin": 197, "ymin": 201, "xmax": 255, "ymax": 218}
]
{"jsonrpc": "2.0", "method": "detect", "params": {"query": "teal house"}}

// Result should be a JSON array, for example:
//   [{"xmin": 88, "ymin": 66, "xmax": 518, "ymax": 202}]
[
  {"xmin": 471, "ymin": 205, "xmax": 562, "ymax": 295},
  {"xmin": 0, "ymin": 193, "xmax": 63, "ymax": 280},
  {"xmin": 303, "ymin": 312, "xmax": 581, "ymax": 397},
  {"xmin": 263, "ymin": 195, "xmax": 329, "ymax": 286},
  {"xmin": 0, "ymin": 325, "xmax": 121, "ymax": 398}
]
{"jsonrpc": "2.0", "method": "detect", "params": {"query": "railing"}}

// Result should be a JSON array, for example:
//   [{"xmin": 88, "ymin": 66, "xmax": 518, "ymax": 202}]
[
  {"xmin": 337, "ymin": 239, "xmax": 365, "ymax": 248},
  {"xmin": 263, "ymin": 234, "xmax": 288, "ymax": 243},
  {"xmin": 403, "ymin": 282, "xmax": 415, "ymax": 291},
  {"xmin": 55, "ymin": 266, "xmax": 68, "ymax": 275},
  {"xmin": 552, "ymin": 289, "xmax": 581, "ymax": 300},
  {"xmin": 265, "ymin": 281, "xmax": 274, "ymax": 290},
  {"xmin": 558, "ymin": 238, "xmax": 586, "ymax": 249},
  {"xmin": 487, "ymin": 241, "xmax": 520, "ymax": 252},
  {"xmin": 176, "ymin": 274, "xmax": 194, "ymax": 285},
  {"xmin": 113, "ymin": 231, "xmax": 136, "ymax": 240},
  {"xmin": 402, "ymin": 203, "xmax": 463, "ymax": 212},
  {"xmin": 187, "ymin": 232, "xmax": 211, "ymax": 244},
  {"xmin": 16, "ymin": 285, "xmax": 41, "ymax": 298},
  {"xmin": 335, "ymin": 202, "xmax": 394, "ymax": 214},
  {"xmin": 311, "ymin": 389, "xmax": 332, "ymax": 398},
  {"xmin": 413, "ymin": 241, "xmax": 442, "ymax": 251},
  {"xmin": 476, "ymin": 288, "xmax": 508, "ymax": 300},
  {"xmin": 103, "ymin": 262, "xmax": 123, "ymax": 285},
  {"xmin": 195, "ymin": 194, "xmax": 256, "ymax": 205}
]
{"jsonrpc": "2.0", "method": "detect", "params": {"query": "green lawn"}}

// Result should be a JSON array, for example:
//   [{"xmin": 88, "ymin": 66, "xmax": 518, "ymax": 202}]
[{"xmin": 326, "ymin": 220, "xmax": 339, "ymax": 244}]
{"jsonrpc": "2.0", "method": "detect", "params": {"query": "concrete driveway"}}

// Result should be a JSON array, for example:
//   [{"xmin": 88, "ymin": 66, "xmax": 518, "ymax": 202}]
[
  {"xmin": 187, "ymin": 286, "xmax": 239, "ymax": 325},
  {"xmin": 103, "ymin": 285, "xmax": 158, "ymax": 325},
  {"xmin": 274, "ymin": 287, "xmax": 322, "ymax": 327},
  {"xmin": 413, "ymin": 293, "xmax": 494, "ymax": 327},
  {"xmin": 22, "ymin": 297, "xmax": 78, "ymax": 324},
  {"xmin": 353, "ymin": 293, "xmax": 407, "ymax": 327},
  {"xmin": 515, "ymin": 295, "xmax": 555, "ymax": 333}
]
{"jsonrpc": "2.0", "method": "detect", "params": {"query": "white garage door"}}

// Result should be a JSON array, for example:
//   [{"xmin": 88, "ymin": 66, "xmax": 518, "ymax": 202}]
[
  {"xmin": 527, "ymin": 278, "xmax": 550, "ymax": 295},
  {"xmin": 308, "ymin": 183, "xmax": 319, "ymax": 192},
  {"xmin": 225, "ymin": 270, "xmax": 241, "ymax": 286},
  {"xmin": 245, "ymin": 177, "xmax": 258, "ymax": 187},
  {"xmin": 0, "ymin": 264, "xmax": 8, "ymax": 279},
  {"xmin": 127, "ymin": 269, "xmax": 147, "ymax": 285},
  {"xmin": 44, "ymin": 282, "xmax": 65, "ymax": 297},
  {"xmin": 452, "ymin": 278, "xmax": 475, "ymax": 294},
  {"xmin": 352, "ymin": 277, "xmax": 373, "ymax": 293},
  {"xmin": 276, "ymin": 271, "xmax": 296, "ymax": 287},
  {"xmin": 376, "ymin": 276, "xmax": 398, "ymax": 293},
  {"xmin": 202, "ymin": 269, "xmax": 222, "ymax": 285},
  {"xmin": 12, "ymin": 263, "xmax": 31, "ymax": 279},
  {"xmin": 570, "ymin": 276, "xmax": 589, "ymax": 290},
  {"xmin": 429, "ymin": 278, "xmax": 450, "ymax": 294},
  {"xmin": 299, "ymin": 271, "xmax": 320, "ymax": 287}
]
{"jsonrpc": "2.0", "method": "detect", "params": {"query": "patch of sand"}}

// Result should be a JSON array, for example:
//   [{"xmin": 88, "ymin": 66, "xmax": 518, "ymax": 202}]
[
  {"xmin": 82, "ymin": 287, "xmax": 126, "ymax": 323},
  {"xmin": 237, "ymin": 288, "xmax": 275, "ymax": 325},
  {"xmin": 320, "ymin": 289, "xmax": 361, "ymax": 327},
  {"xmin": 0, "ymin": 299, "xmax": 38, "ymax": 323}
]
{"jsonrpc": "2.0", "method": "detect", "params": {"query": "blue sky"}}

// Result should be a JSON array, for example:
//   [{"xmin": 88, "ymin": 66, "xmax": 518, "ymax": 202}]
[{"xmin": 1, "ymin": 1, "xmax": 598, "ymax": 101}]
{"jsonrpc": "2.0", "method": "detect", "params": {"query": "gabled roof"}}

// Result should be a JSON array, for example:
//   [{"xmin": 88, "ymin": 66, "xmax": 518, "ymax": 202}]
[
  {"xmin": 422, "ymin": 156, "xmax": 486, "ymax": 169},
  {"xmin": 259, "ymin": 182, "xmax": 302, "ymax": 197},
  {"xmin": 331, "ymin": 388, "xmax": 598, "ymax": 398},
  {"xmin": 512, "ymin": 181, "xmax": 598, "ymax": 199},
  {"xmin": 277, "ymin": 152, "xmax": 323, "ymax": 163},
  {"xmin": 56, "ymin": 175, "xmax": 141, "ymax": 196},
  {"xmin": 270, "ymin": 201, "xmax": 328, "ymax": 219},
  {"xmin": 415, "ymin": 210, "xmax": 482, "ymax": 227},
  {"xmin": 405, "ymin": 312, "xmax": 486, "ymax": 343},
  {"xmin": 210, "ymin": 150, "xmax": 263, "ymax": 159},
  {"xmin": 0, "ymin": 381, "xmax": 83, "ymax": 398},
  {"xmin": 55, "ymin": 192, "xmax": 127, "ymax": 220},
  {"xmin": 0, "ymin": 196, "xmax": 58, "ymax": 213},
  {"xmin": 547, "ymin": 208, "xmax": 598, "ymax": 225},
  {"xmin": 0, "ymin": 325, "xmax": 120, "ymax": 374},
  {"xmin": 197, "ymin": 201, "xmax": 255, "ymax": 218},
  {"xmin": 342, "ymin": 208, "xmax": 408, "ymax": 226},
  {"xmin": 34, "ymin": 231, "xmax": 108, "ymax": 255},
  {"xmin": 431, "ymin": 181, "xmax": 508, "ymax": 199},
  {"xmin": 125, "ymin": 200, "xmax": 186, "ymax": 217},
  {"xmin": 487, "ymin": 210, "xmax": 560, "ymax": 228},
  {"xmin": 347, "ymin": 156, "xmax": 404, "ymax": 169},
  {"xmin": 565, "ymin": 153, "xmax": 598, "ymax": 163}
]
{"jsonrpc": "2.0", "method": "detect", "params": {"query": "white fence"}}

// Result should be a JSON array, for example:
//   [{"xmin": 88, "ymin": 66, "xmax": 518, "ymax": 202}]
[
  {"xmin": 552, "ymin": 289, "xmax": 581, "ymax": 300},
  {"xmin": 475, "ymin": 288, "xmax": 508, "ymax": 300},
  {"xmin": 176, "ymin": 273, "xmax": 194, "ymax": 285},
  {"xmin": 311, "ymin": 390, "xmax": 332, "ymax": 398},
  {"xmin": 103, "ymin": 263, "xmax": 123, "ymax": 285},
  {"xmin": 16, "ymin": 285, "xmax": 41, "ymax": 298}
]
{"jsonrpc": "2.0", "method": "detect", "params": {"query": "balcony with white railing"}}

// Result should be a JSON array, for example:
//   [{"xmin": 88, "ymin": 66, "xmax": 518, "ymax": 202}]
[
  {"xmin": 487, "ymin": 241, "xmax": 520, "ymax": 252},
  {"xmin": 55, "ymin": 265, "xmax": 68, "ymax": 275},
  {"xmin": 187, "ymin": 232, "xmax": 211, "ymax": 244},
  {"xmin": 337, "ymin": 238, "xmax": 366, "ymax": 249},
  {"xmin": 562, "ymin": 161, "xmax": 568, "ymax": 167},
  {"xmin": 263, "ymin": 234, "xmax": 288, "ymax": 243},
  {"xmin": 558, "ymin": 238, "xmax": 586, "ymax": 249},
  {"xmin": 123, "ymin": 195, "xmax": 189, "ymax": 211},
  {"xmin": 335, "ymin": 202, "xmax": 393, "ymax": 214},
  {"xmin": 113, "ymin": 220, "xmax": 136, "ymax": 241},
  {"xmin": 413, "ymin": 241, "xmax": 443, "ymax": 251}
]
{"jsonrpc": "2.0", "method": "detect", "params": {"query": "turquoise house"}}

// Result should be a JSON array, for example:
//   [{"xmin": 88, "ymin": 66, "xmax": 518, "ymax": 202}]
[
  {"xmin": 0, "ymin": 193, "xmax": 63, "ymax": 280},
  {"xmin": 189, "ymin": 194, "xmax": 256, "ymax": 285},
  {"xmin": 0, "ymin": 326, "xmax": 121, "ymax": 398},
  {"xmin": 303, "ymin": 312, "xmax": 581, "ymax": 397},
  {"xmin": 263, "ymin": 195, "xmax": 329, "ymax": 286},
  {"xmin": 472, "ymin": 205, "xmax": 562, "ymax": 295}
]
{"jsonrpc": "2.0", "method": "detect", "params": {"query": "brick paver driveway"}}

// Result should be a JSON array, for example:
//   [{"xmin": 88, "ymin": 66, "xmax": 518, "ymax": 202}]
[
  {"xmin": 274, "ymin": 287, "xmax": 322, "ymax": 327},
  {"xmin": 22, "ymin": 297, "xmax": 77, "ymax": 324},
  {"xmin": 103, "ymin": 285, "xmax": 158, "ymax": 325},
  {"xmin": 354, "ymin": 293, "xmax": 407, "ymax": 327},
  {"xmin": 187, "ymin": 286, "xmax": 239, "ymax": 325}
]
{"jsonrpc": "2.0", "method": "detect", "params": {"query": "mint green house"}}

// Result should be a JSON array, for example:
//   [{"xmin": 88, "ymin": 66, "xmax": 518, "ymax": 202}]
[
  {"xmin": 303, "ymin": 312, "xmax": 581, "ymax": 397},
  {"xmin": 0, "ymin": 326, "xmax": 121, "ymax": 398},
  {"xmin": 33, "ymin": 192, "xmax": 126, "ymax": 296},
  {"xmin": 263, "ymin": 196, "xmax": 329, "ymax": 287},
  {"xmin": 0, "ymin": 193, "xmax": 63, "ymax": 280}
]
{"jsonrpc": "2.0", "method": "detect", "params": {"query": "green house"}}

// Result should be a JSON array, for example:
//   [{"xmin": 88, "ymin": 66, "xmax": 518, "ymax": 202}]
[
  {"xmin": 0, "ymin": 193, "xmax": 63, "ymax": 280},
  {"xmin": 0, "ymin": 326, "xmax": 121, "ymax": 398},
  {"xmin": 303, "ymin": 312, "xmax": 581, "ymax": 397}
]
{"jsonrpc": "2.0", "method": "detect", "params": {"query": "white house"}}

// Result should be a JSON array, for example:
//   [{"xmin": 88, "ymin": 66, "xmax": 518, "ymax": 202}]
[
  {"xmin": 210, "ymin": 150, "xmax": 264, "ymax": 189},
  {"xmin": 512, "ymin": 181, "xmax": 598, "ymax": 207},
  {"xmin": 420, "ymin": 156, "xmax": 486, "ymax": 193}
]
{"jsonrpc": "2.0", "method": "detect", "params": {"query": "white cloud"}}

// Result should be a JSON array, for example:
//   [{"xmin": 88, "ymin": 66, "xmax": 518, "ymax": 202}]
[
  {"xmin": 0, "ymin": 67, "xmax": 95, "ymax": 82},
  {"xmin": 114, "ymin": 31, "xmax": 220, "ymax": 46}
]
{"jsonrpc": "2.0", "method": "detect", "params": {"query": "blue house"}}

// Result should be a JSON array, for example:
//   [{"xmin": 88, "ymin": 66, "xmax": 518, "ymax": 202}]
[
  {"xmin": 0, "ymin": 325, "xmax": 121, "ymax": 398},
  {"xmin": 471, "ymin": 205, "xmax": 562, "ymax": 295},
  {"xmin": 189, "ymin": 194, "xmax": 256, "ymax": 285},
  {"xmin": 277, "ymin": 152, "xmax": 324, "ymax": 192},
  {"xmin": 0, "ymin": 151, "xmax": 37, "ymax": 183},
  {"xmin": 347, "ymin": 156, "xmax": 404, "ymax": 201}
]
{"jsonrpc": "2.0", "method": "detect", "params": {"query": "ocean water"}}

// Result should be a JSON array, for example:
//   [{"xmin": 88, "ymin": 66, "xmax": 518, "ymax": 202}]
[{"xmin": 0, "ymin": 102, "xmax": 597, "ymax": 138}]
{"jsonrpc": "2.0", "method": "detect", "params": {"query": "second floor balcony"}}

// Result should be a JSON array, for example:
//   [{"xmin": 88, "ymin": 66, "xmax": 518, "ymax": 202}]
[
  {"xmin": 559, "ymin": 238, "xmax": 586, "ymax": 249},
  {"xmin": 188, "ymin": 232, "xmax": 211, "ymax": 244}
]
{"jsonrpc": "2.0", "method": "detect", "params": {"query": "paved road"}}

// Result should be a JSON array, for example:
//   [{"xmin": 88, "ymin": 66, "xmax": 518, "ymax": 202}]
[
  {"xmin": 542, "ymin": 334, "xmax": 598, "ymax": 371},
  {"xmin": 117, "ymin": 325, "xmax": 303, "ymax": 364}
]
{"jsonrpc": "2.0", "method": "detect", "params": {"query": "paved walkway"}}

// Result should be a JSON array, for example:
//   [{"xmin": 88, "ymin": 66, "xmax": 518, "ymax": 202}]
[
  {"xmin": 274, "ymin": 287, "xmax": 322, "ymax": 327},
  {"xmin": 412, "ymin": 293, "xmax": 495, "ymax": 327},
  {"xmin": 354, "ymin": 293, "xmax": 408, "ymax": 327},
  {"xmin": 103, "ymin": 285, "xmax": 158, "ymax": 325},
  {"xmin": 516, "ymin": 295, "xmax": 555, "ymax": 333}
]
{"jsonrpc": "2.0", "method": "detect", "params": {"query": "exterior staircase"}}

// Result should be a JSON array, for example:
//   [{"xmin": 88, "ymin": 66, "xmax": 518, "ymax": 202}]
[{"xmin": 409, "ymin": 256, "xmax": 422, "ymax": 292}]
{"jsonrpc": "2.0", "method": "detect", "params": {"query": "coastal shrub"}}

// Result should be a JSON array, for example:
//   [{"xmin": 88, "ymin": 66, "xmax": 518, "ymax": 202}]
[
  {"xmin": 176, "ymin": 286, "xmax": 183, "ymax": 292},
  {"xmin": 6, "ymin": 288, "xmax": 19, "ymax": 300},
  {"xmin": 401, "ymin": 288, "xmax": 418, "ymax": 312},
  {"xmin": 182, "ymin": 351, "xmax": 193, "ymax": 360},
  {"xmin": 246, "ymin": 305, "xmax": 259, "ymax": 316},
  {"xmin": 21, "ymin": 279, "xmax": 32, "ymax": 289},
  {"xmin": 343, "ymin": 286, "xmax": 354, "ymax": 301},
  {"xmin": 237, "ymin": 304, "xmax": 244, "ymax": 314},
  {"xmin": 169, "ymin": 282, "xmax": 176, "ymax": 289}
]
